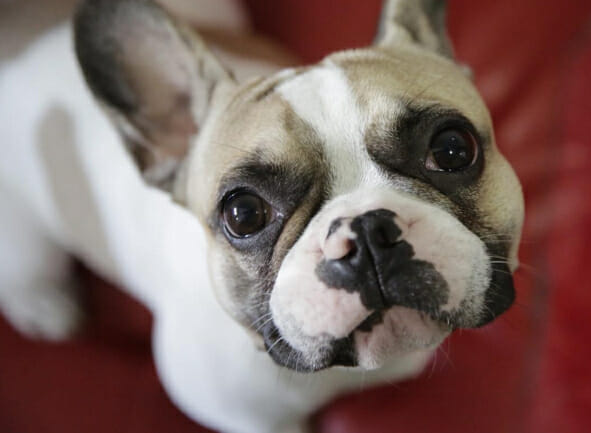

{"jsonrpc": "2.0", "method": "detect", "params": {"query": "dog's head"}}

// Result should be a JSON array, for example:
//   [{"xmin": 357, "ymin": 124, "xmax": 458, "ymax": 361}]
[{"xmin": 75, "ymin": 0, "xmax": 524, "ymax": 371}]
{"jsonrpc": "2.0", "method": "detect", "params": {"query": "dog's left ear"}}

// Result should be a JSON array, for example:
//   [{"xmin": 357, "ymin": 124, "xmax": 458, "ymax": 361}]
[
  {"xmin": 74, "ymin": 0, "xmax": 236, "ymax": 190},
  {"xmin": 374, "ymin": 0, "xmax": 453, "ymax": 58}
]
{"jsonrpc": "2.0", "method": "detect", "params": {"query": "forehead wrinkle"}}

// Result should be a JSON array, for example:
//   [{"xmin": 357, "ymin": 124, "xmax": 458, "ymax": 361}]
[
  {"xmin": 225, "ymin": 75, "xmax": 266, "ymax": 109},
  {"xmin": 227, "ymin": 67, "xmax": 310, "ymax": 106}
]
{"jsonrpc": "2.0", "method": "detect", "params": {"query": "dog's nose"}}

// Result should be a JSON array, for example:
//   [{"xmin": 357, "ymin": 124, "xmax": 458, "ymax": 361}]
[
  {"xmin": 351, "ymin": 209, "xmax": 401, "ymax": 251},
  {"xmin": 318, "ymin": 209, "xmax": 413, "ymax": 310}
]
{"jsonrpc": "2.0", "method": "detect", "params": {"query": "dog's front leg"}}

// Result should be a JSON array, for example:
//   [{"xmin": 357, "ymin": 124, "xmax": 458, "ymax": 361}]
[{"xmin": 0, "ymin": 194, "xmax": 83, "ymax": 340}]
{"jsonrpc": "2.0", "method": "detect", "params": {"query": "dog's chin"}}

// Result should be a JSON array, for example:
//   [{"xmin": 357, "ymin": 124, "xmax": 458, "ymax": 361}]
[
  {"xmin": 263, "ymin": 306, "xmax": 451, "ymax": 372},
  {"xmin": 353, "ymin": 306, "xmax": 451, "ymax": 370}
]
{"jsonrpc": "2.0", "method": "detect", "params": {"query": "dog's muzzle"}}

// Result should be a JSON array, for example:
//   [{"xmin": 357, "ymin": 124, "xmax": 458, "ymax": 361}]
[{"xmin": 317, "ymin": 209, "xmax": 449, "ymax": 317}]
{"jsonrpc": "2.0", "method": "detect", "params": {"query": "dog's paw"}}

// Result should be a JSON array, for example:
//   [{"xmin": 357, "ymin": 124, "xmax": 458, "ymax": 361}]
[{"xmin": 0, "ymin": 281, "xmax": 84, "ymax": 341}]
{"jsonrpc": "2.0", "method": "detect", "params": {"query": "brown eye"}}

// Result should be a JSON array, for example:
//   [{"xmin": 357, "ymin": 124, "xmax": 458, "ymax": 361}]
[
  {"xmin": 223, "ymin": 192, "xmax": 270, "ymax": 238},
  {"xmin": 426, "ymin": 128, "xmax": 478, "ymax": 172}
]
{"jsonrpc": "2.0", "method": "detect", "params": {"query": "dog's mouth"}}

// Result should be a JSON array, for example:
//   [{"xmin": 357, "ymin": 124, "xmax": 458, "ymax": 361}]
[
  {"xmin": 262, "ymin": 316, "xmax": 356, "ymax": 372},
  {"xmin": 262, "ymin": 304, "xmax": 453, "ymax": 373},
  {"xmin": 261, "ymin": 255, "xmax": 517, "ymax": 372},
  {"xmin": 257, "ymin": 204, "xmax": 517, "ymax": 372}
]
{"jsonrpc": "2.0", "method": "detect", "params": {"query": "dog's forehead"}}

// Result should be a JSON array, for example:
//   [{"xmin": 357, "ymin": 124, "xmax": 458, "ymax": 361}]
[
  {"xmin": 269, "ymin": 49, "xmax": 489, "ymax": 193},
  {"xmin": 329, "ymin": 49, "xmax": 491, "ymax": 126},
  {"xmin": 188, "ymin": 76, "xmax": 321, "ymax": 217},
  {"xmin": 276, "ymin": 48, "xmax": 492, "ymax": 132},
  {"xmin": 190, "ymin": 47, "xmax": 496, "ymax": 215},
  {"xmin": 274, "ymin": 58, "xmax": 386, "ymax": 194}
]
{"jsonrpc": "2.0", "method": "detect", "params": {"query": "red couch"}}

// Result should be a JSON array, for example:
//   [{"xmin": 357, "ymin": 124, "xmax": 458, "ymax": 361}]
[{"xmin": 2, "ymin": 1, "xmax": 591, "ymax": 432}]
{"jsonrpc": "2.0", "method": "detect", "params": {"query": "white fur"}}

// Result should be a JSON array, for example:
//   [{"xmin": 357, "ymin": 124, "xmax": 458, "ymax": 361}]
[
  {"xmin": 354, "ymin": 306, "xmax": 448, "ymax": 369},
  {"xmin": 0, "ymin": 1, "xmax": 508, "ymax": 431},
  {"xmin": 269, "ymin": 187, "xmax": 491, "ymax": 369},
  {"xmin": 271, "ymin": 64, "xmax": 492, "ymax": 369},
  {"xmin": 0, "ymin": 14, "xmax": 431, "ymax": 433},
  {"xmin": 277, "ymin": 62, "xmax": 387, "ymax": 195}
]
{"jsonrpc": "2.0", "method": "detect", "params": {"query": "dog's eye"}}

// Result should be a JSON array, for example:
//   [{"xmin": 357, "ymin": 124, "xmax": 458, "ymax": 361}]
[
  {"xmin": 426, "ymin": 128, "xmax": 478, "ymax": 172},
  {"xmin": 222, "ymin": 192, "xmax": 270, "ymax": 238}
]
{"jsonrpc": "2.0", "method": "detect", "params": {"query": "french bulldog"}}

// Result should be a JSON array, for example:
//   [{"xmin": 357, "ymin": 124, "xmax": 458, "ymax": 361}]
[{"xmin": 0, "ymin": 0, "xmax": 524, "ymax": 432}]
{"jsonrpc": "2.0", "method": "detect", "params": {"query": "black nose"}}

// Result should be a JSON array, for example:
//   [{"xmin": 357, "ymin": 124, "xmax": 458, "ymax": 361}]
[
  {"xmin": 316, "ymin": 209, "xmax": 414, "ymax": 310},
  {"xmin": 351, "ymin": 209, "xmax": 401, "ymax": 250}
]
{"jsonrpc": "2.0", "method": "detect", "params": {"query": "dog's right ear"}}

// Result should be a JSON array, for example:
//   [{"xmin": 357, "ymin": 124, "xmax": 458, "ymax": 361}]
[
  {"xmin": 374, "ymin": 0, "xmax": 453, "ymax": 58},
  {"xmin": 74, "ymin": 0, "xmax": 236, "ymax": 190}
]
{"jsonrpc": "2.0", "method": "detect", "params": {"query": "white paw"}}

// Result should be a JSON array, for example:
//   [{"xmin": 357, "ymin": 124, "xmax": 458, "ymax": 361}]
[{"xmin": 0, "ymin": 281, "xmax": 84, "ymax": 341}]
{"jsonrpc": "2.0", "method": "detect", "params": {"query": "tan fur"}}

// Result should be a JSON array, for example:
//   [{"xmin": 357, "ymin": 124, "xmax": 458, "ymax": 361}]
[{"xmin": 73, "ymin": 0, "xmax": 524, "ymax": 374}]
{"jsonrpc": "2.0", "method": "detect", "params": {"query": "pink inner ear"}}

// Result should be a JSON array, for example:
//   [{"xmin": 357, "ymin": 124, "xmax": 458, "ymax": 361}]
[
  {"xmin": 116, "ymin": 16, "xmax": 201, "ymax": 165},
  {"xmin": 165, "ymin": 101, "xmax": 199, "ymax": 137},
  {"xmin": 121, "ymin": 25, "xmax": 195, "ymax": 114}
]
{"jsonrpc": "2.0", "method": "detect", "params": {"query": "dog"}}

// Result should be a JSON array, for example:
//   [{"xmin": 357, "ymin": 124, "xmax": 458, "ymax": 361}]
[{"xmin": 0, "ymin": 0, "xmax": 524, "ymax": 432}]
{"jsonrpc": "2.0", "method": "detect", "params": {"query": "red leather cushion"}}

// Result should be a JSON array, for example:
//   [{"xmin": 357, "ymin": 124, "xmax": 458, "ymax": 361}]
[
  {"xmin": 1, "ymin": 1, "xmax": 591, "ymax": 432},
  {"xmin": 527, "ymin": 26, "xmax": 591, "ymax": 433}
]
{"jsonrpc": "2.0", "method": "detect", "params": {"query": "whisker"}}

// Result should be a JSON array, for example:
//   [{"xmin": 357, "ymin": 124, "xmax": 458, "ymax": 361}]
[
  {"xmin": 436, "ymin": 341, "xmax": 454, "ymax": 370},
  {"xmin": 254, "ymin": 316, "xmax": 275, "ymax": 334},
  {"xmin": 428, "ymin": 351, "xmax": 438, "ymax": 378},
  {"xmin": 250, "ymin": 312, "xmax": 272, "ymax": 328},
  {"xmin": 266, "ymin": 336, "xmax": 285, "ymax": 355}
]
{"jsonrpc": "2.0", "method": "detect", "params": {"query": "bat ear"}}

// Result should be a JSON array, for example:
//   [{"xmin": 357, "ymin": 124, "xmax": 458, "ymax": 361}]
[
  {"xmin": 74, "ymin": 0, "xmax": 236, "ymax": 189},
  {"xmin": 374, "ymin": 0, "xmax": 454, "ymax": 59}
]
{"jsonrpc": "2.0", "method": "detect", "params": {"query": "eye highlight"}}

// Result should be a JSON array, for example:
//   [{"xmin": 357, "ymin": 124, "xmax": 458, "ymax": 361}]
[
  {"xmin": 222, "ymin": 191, "xmax": 271, "ymax": 238},
  {"xmin": 426, "ymin": 128, "xmax": 478, "ymax": 172}
]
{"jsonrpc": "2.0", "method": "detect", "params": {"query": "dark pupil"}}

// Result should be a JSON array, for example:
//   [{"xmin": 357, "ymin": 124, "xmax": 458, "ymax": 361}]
[
  {"xmin": 224, "ymin": 193, "xmax": 267, "ymax": 237},
  {"xmin": 431, "ymin": 129, "xmax": 475, "ymax": 171}
]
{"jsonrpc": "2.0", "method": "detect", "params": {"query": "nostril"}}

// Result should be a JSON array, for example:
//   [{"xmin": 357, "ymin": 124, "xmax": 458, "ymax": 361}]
[
  {"xmin": 341, "ymin": 240, "xmax": 358, "ymax": 260},
  {"xmin": 323, "ymin": 236, "xmax": 356, "ymax": 261},
  {"xmin": 373, "ymin": 224, "xmax": 400, "ymax": 247},
  {"xmin": 326, "ymin": 218, "xmax": 344, "ymax": 239},
  {"xmin": 359, "ymin": 210, "xmax": 401, "ymax": 249},
  {"xmin": 316, "ymin": 209, "xmax": 412, "ymax": 313},
  {"xmin": 323, "ymin": 218, "xmax": 357, "ymax": 260}
]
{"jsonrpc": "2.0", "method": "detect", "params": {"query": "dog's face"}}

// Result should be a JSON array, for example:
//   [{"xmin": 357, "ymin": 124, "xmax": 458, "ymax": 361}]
[{"xmin": 76, "ymin": 0, "xmax": 524, "ymax": 371}]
